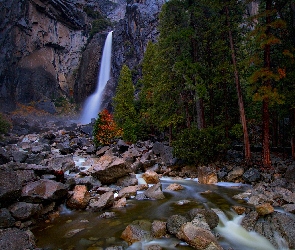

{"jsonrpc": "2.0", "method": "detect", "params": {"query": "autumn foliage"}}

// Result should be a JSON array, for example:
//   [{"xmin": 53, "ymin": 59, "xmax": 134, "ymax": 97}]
[{"xmin": 93, "ymin": 109, "xmax": 122, "ymax": 146}]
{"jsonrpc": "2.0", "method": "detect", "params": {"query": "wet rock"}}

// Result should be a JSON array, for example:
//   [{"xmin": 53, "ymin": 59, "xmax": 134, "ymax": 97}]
[
  {"xmin": 0, "ymin": 228, "xmax": 36, "ymax": 250},
  {"xmin": 89, "ymin": 155, "xmax": 133, "ymax": 184},
  {"xmin": 117, "ymin": 186, "xmax": 138, "ymax": 199},
  {"xmin": 113, "ymin": 197, "xmax": 127, "ymax": 208},
  {"xmin": 166, "ymin": 215, "xmax": 189, "ymax": 235},
  {"xmin": 99, "ymin": 212, "xmax": 116, "ymax": 219},
  {"xmin": 116, "ymin": 174, "xmax": 138, "ymax": 187},
  {"xmin": 0, "ymin": 165, "xmax": 22, "ymax": 207},
  {"xmin": 241, "ymin": 211, "xmax": 259, "ymax": 231},
  {"xmin": 227, "ymin": 167, "xmax": 244, "ymax": 182},
  {"xmin": 121, "ymin": 220, "xmax": 152, "ymax": 245},
  {"xmin": 21, "ymin": 179, "xmax": 68, "ymax": 202},
  {"xmin": 0, "ymin": 208, "xmax": 15, "ymax": 228},
  {"xmin": 186, "ymin": 208, "xmax": 219, "ymax": 229},
  {"xmin": 151, "ymin": 220, "xmax": 167, "ymax": 238},
  {"xmin": 243, "ymin": 168, "xmax": 261, "ymax": 183},
  {"xmin": 8, "ymin": 202, "xmax": 42, "ymax": 221},
  {"xmin": 176, "ymin": 222, "xmax": 222, "ymax": 250},
  {"xmin": 255, "ymin": 203, "xmax": 274, "ymax": 216},
  {"xmin": 45, "ymin": 154, "xmax": 75, "ymax": 172},
  {"xmin": 198, "ymin": 166, "xmax": 218, "ymax": 184},
  {"xmin": 144, "ymin": 183, "xmax": 165, "ymax": 200},
  {"xmin": 232, "ymin": 205, "xmax": 247, "ymax": 215},
  {"xmin": 142, "ymin": 170, "xmax": 160, "ymax": 184},
  {"xmin": 67, "ymin": 185, "xmax": 90, "ymax": 210},
  {"xmin": 89, "ymin": 191, "xmax": 114, "ymax": 211},
  {"xmin": 282, "ymin": 204, "xmax": 295, "ymax": 213}
]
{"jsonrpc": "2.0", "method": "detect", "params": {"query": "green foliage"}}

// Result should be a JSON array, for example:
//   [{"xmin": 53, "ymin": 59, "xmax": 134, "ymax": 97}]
[
  {"xmin": 172, "ymin": 126, "xmax": 229, "ymax": 165},
  {"xmin": 90, "ymin": 19, "xmax": 111, "ymax": 38},
  {"xmin": 229, "ymin": 124, "xmax": 243, "ymax": 141},
  {"xmin": 84, "ymin": 6, "xmax": 102, "ymax": 19},
  {"xmin": 113, "ymin": 64, "xmax": 138, "ymax": 143},
  {"xmin": 0, "ymin": 114, "xmax": 11, "ymax": 138}
]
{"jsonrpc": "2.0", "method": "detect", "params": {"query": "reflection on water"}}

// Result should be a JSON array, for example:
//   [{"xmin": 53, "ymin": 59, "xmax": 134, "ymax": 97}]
[{"xmin": 32, "ymin": 178, "xmax": 276, "ymax": 250}]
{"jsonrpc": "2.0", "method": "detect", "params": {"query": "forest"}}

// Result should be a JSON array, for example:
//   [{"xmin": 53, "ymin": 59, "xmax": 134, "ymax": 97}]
[{"xmin": 93, "ymin": 0, "xmax": 295, "ymax": 168}]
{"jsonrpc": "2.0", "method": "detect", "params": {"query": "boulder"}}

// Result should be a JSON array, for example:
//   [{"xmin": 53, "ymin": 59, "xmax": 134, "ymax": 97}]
[
  {"xmin": 121, "ymin": 220, "xmax": 152, "ymax": 245},
  {"xmin": 66, "ymin": 185, "xmax": 90, "ymax": 210},
  {"xmin": 117, "ymin": 186, "xmax": 138, "ymax": 199},
  {"xmin": 89, "ymin": 191, "xmax": 114, "ymax": 211},
  {"xmin": 152, "ymin": 142, "xmax": 176, "ymax": 166},
  {"xmin": 144, "ymin": 183, "xmax": 165, "ymax": 200},
  {"xmin": 255, "ymin": 203, "xmax": 274, "ymax": 216},
  {"xmin": 151, "ymin": 220, "xmax": 167, "ymax": 238},
  {"xmin": 0, "ymin": 208, "xmax": 15, "ymax": 228},
  {"xmin": 89, "ymin": 155, "xmax": 133, "ymax": 184},
  {"xmin": 282, "ymin": 204, "xmax": 295, "ymax": 213},
  {"xmin": 176, "ymin": 222, "xmax": 222, "ymax": 250},
  {"xmin": 0, "ymin": 228, "xmax": 36, "ymax": 250},
  {"xmin": 116, "ymin": 174, "xmax": 138, "ymax": 187},
  {"xmin": 21, "ymin": 179, "xmax": 68, "ymax": 202},
  {"xmin": 186, "ymin": 208, "xmax": 219, "ymax": 229},
  {"xmin": 243, "ymin": 168, "xmax": 261, "ymax": 183},
  {"xmin": 142, "ymin": 170, "xmax": 160, "ymax": 184},
  {"xmin": 0, "ymin": 166, "xmax": 22, "ymax": 207},
  {"xmin": 113, "ymin": 197, "xmax": 127, "ymax": 208},
  {"xmin": 166, "ymin": 215, "xmax": 189, "ymax": 235},
  {"xmin": 198, "ymin": 166, "xmax": 218, "ymax": 184},
  {"xmin": 45, "ymin": 154, "xmax": 75, "ymax": 172},
  {"xmin": 165, "ymin": 183, "xmax": 184, "ymax": 191},
  {"xmin": 8, "ymin": 202, "xmax": 42, "ymax": 221},
  {"xmin": 227, "ymin": 167, "xmax": 244, "ymax": 182}
]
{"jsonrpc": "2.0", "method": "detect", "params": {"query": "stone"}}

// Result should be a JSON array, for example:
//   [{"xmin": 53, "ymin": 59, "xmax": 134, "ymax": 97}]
[
  {"xmin": 152, "ymin": 142, "xmax": 176, "ymax": 166},
  {"xmin": 66, "ymin": 185, "xmax": 90, "ymax": 210},
  {"xmin": 21, "ymin": 179, "xmax": 68, "ymax": 202},
  {"xmin": 186, "ymin": 208, "xmax": 219, "ymax": 229},
  {"xmin": 45, "ymin": 154, "xmax": 75, "ymax": 172},
  {"xmin": 243, "ymin": 168, "xmax": 261, "ymax": 183},
  {"xmin": 232, "ymin": 205, "xmax": 247, "ymax": 215},
  {"xmin": 113, "ymin": 198, "xmax": 127, "ymax": 208},
  {"xmin": 165, "ymin": 183, "xmax": 184, "ymax": 191},
  {"xmin": 227, "ymin": 167, "xmax": 244, "ymax": 182},
  {"xmin": 9, "ymin": 202, "xmax": 42, "ymax": 221},
  {"xmin": 142, "ymin": 170, "xmax": 160, "ymax": 184},
  {"xmin": 144, "ymin": 183, "xmax": 165, "ymax": 200},
  {"xmin": 176, "ymin": 223, "xmax": 222, "ymax": 250},
  {"xmin": 0, "ymin": 165, "xmax": 22, "ymax": 207},
  {"xmin": 121, "ymin": 220, "xmax": 152, "ymax": 245},
  {"xmin": 166, "ymin": 215, "xmax": 189, "ymax": 235},
  {"xmin": 89, "ymin": 155, "xmax": 133, "ymax": 184},
  {"xmin": 11, "ymin": 150, "xmax": 28, "ymax": 163},
  {"xmin": 282, "ymin": 204, "xmax": 295, "ymax": 213},
  {"xmin": 255, "ymin": 203, "xmax": 274, "ymax": 216},
  {"xmin": 117, "ymin": 186, "xmax": 138, "ymax": 199},
  {"xmin": 151, "ymin": 220, "xmax": 167, "ymax": 238},
  {"xmin": 0, "ymin": 208, "xmax": 15, "ymax": 228},
  {"xmin": 198, "ymin": 166, "xmax": 218, "ymax": 184},
  {"xmin": 89, "ymin": 191, "xmax": 114, "ymax": 211},
  {"xmin": 0, "ymin": 228, "xmax": 36, "ymax": 250},
  {"xmin": 116, "ymin": 174, "xmax": 138, "ymax": 187}
]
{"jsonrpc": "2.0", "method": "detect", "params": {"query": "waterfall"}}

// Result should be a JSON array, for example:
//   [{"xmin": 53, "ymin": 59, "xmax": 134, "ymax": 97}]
[{"xmin": 79, "ymin": 31, "xmax": 113, "ymax": 124}]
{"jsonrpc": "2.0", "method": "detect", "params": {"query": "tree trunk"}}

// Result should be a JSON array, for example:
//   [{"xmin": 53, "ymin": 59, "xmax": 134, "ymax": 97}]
[
  {"xmin": 196, "ymin": 96, "xmax": 205, "ymax": 129},
  {"xmin": 225, "ymin": 6, "xmax": 251, "ymax": 164},
  {"xmin": 262, "ymin": 0, "xmax": 272, "ymax": 169},
  {"xmin": 291, "ymin": 108, "xmax": 295, "ymax": 160}
]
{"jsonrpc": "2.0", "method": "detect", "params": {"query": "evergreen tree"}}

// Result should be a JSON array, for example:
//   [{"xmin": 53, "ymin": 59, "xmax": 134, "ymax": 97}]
[{"xmin": 113, "ymin": 64, "xmax": 137, "ymax": 142}]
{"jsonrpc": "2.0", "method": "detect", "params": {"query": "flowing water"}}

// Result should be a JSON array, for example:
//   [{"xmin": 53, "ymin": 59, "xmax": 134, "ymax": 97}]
[
  {"xmin": 32, "ymin": 175, "xmax": 287, "ymax": 250},
  {"xmin": 80, "ymin": 31, "xmax": 113, "ymax": 124}
]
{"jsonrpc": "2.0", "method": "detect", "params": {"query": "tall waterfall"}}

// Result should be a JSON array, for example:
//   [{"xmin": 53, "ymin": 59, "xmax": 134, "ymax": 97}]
[{"xmin": 80, "ymin": 31, "xmax": 113, "ymax": 124}]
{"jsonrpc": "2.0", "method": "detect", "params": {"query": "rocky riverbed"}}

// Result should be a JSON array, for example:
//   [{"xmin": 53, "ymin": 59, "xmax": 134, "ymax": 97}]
[{"xmin": 1, "ymin": 114, "xmax": 295, "ymax": 249}]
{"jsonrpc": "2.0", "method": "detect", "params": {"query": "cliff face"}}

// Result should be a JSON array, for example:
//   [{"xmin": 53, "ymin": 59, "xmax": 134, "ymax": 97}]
[
  {"xmin": 0, "ymin": 0, "xmax": 164, "ymax": 113},
  {"xmin": 0, "ymin": 0, "xmax": 120, "ymax": 112}
]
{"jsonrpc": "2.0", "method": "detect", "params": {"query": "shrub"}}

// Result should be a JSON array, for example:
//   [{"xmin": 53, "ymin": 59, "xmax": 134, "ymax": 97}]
[
  {"xmin": 93, "ymin": 109, "xmax": 122, "ymax": 146},
  {"xmin": 172, "ymin": 126, "xmax": 229, "ymax": 165},
  {"xmin": 0, "ymin": 114, "xmax": 11, "ymax": 137}
]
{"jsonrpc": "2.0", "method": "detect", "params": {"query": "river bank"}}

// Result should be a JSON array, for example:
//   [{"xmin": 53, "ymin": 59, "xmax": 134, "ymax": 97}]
[{"xmin": 0, "ymin": 113, "xmax": 295, "ymax": 249}]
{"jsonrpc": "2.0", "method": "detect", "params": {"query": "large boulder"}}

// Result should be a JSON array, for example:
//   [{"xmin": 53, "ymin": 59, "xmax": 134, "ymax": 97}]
[
  {"xmin": 66, "ymin": 185, "xmax": 90, "ymax": 210},
  {"xmin": 8, "ymin": 202, "xmax": 42, "ymax": 221},
  {"xmin": 176, "ymin": 222, "xmax": 222, "ymax": 250},
  {"xmin": 144, "ymin": 183, "xmax": 165, "ymax": 200},
  {"xmin": 88, "ymin": 191, "xmax": 114, "ymax": 211},
  {"xmin": 0, "ymin": 166, "xmax": 22, "ymax": 207},
  {"xmin": 198, "ymin": 166, "xmax": 218, "ymax": 184},
  {"xmin": 0, "ymin": 208, "xmax": 15, "ymax": 228},
  {"xmin": 89, "ymin": 155, "xmax": 133, "ymax": 184},
  {"xmin": 0, "ymin": 228, "xmax": 36, "ymax": 250},
  {"xmin": 121, "ymin": 220, "xmax": 152, "ymax": 245},
  {"xmin": 21, "ymin": 179, "xmax": 68, "ymax": 202},
  {"xmin": 186, "ymin": 208, "xmax": 219, "ymax": 229}
]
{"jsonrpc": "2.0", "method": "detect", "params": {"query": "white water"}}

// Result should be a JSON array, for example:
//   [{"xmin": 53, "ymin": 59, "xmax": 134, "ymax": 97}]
[{"xmin": 80, "ymin": 31, "xmax": 113, "ymax": 124}]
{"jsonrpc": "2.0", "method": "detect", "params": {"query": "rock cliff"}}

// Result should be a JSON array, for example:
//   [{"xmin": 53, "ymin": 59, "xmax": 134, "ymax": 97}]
[{"xmin": 0, "ymin": 0, "xmax": 121, "ymax": 112}]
